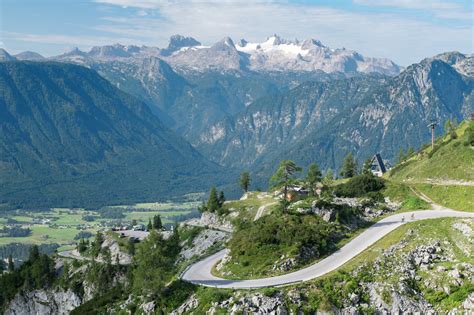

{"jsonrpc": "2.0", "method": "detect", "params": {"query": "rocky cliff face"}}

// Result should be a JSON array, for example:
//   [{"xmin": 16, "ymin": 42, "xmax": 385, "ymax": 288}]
[
  {"xmin": 5, "ymin": 289, "xmax": 82, "ymax": 315},
  {"xmin": 194, "ymin": 53, "xmax": 473, "ymax": 182},
  {"xmin": 195, "ymin": 75, "xmax": 385, "ymax": 169}
]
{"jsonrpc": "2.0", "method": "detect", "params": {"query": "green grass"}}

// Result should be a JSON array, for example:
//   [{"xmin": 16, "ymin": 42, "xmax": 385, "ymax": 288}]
[
  {"xmin": 414, "ymin": 184, "xmax": 474, "ymax": 212},
  {"xmin": 223, "ymin": 191, "xmax": 279, "ymax": 222},
  {"xmin": 0, "ymin": 225, "xmax": 98, "ymax": 246},
  {"xmin": 389, "ymin": 120, "xmax": 474, "ymax": 182},
  {"xmin": 383, "ymin": 181, "xmax": 430, "ymax": 211}
]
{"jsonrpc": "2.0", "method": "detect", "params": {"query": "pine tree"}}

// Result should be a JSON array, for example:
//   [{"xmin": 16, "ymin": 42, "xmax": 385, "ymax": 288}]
[
  {"xmin": 340, "ymin": 153, "xmax": 357, "ymax": 178},
  {"xmin": 407, "ymin": 147, "xmax": 415, "ymax": 158},
  {"xmin": 398, "ymin": 148, "xmax": 405, "ymax": 164},
  {"xmin": 306, "ymin": 163, "xmax": 322, "ymax": 195},
  {"xmin": 60, "ymin": 262, "xmax": 70, "ymax": 287},
  {"xmin": 29, "ymin": 245, "xmax": 40, "ymax": 261},
  {"xmin": 362, "ymin": 158, "xmax": 373, "ymax": 175},
  {"xmin": 92, "ymin": 232, "xmax": 104, "ymax": 257},
  {"xmin": 270, "ymin": 160, "xmax": 302, "ymax": 211},
  {"xmin": 197, "ymin": 201, "xmax": 208, "ymax": 213},
  {"xmin": 77, "ymin": 238, "xmax": 88, "ymax": 254},
  {"xmin": 147, "ymin": 219, "xmax": 153, "ymax": 231},
  {"xmin": 127, "ymin": 238, "xmax": 136, "ymax": 255},
  {"xmin": 8, "ymin": 255, "xmax": 14, "ymax": 271},
  {"xmin": 239, "ymin": 171, "xmax": 251, "ymax": 192},
  {"xmin": 153, "ymin": 215, "xmax": 162, "ymax": 230},
  {"xmin": 132, "ymin": 230, "xmax": 178, "ymax": 296},
  {"xmin": 218, "ymin": 191, "xmax": 226, "ymax": 208},
  {"xmin": 323, "ymin": 169, "xmax": 334, "ymax": 186},
  {"xmin": 207, "ymin": 187, "xmax": 220, "ymax": 212}
]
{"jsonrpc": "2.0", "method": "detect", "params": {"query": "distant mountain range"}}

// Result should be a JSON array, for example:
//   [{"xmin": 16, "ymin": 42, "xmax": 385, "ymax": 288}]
[
  {"xmin": 0, "ymin": 36, "xmax": 472, "ymax": 208},
  {"xmin": 8, "ymin": 34, "xmax": 400, "ymax": 75}
]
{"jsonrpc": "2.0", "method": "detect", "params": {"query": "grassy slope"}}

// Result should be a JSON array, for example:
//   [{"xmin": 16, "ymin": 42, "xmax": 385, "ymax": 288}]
[
  {"xmin": 389, "ymin": 121, "xmax": 473, "ymax": 182},
  {"xmin": 414, "ymin": 184, "xmax": 473, "ymax": 212},
  {"xmin": 223, "ymin": 192, "xmax": 279, "ymax": 222},
  {"xmin": 387, "ymin": 120, "xmax": 474, "ymax": 212}
]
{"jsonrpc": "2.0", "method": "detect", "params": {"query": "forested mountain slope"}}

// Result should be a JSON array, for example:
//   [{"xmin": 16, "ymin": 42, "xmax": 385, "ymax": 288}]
[{"xmin": 0, "ymin": 62, "xmax": 229, "ymax": 210}]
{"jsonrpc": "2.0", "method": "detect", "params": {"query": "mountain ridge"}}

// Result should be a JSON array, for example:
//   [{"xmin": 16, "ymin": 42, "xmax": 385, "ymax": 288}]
[
  {"xmin": 194, "ymin": 53, "xmax": 473, "ymax": 185},
  {"xmin": 35, "ymin": 34, "xmax": 402, "ymax": 75},
  {"xmin": 0, "ymin": 61, "xmax": 231, "ymax": 209}
]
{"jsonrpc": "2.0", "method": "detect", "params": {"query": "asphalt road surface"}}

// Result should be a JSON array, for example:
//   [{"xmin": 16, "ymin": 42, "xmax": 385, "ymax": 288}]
[{"xmin": 181, "ymin": 209, "xmax": 474, "ymax": 289}]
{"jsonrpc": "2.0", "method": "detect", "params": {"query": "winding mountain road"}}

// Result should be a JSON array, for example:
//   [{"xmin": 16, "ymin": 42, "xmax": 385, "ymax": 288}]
[{"xmin": 181, "ymin": 209, "xmax": 474, "ymax": 289}]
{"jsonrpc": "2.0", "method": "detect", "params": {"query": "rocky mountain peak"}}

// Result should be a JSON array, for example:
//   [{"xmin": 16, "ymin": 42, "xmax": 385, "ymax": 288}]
[
  {"xmin": 89, "ymin": 43, "xmax": 132, "ymax": 58},
  {"xmin": 429, "ymin": 52, "xmax": 473, "ymax": 77},
  {"xmin": 14, "ymin": 51, "xmax": 45, "ymax": 61},
  {"xmin": 301, "ymin": 38, "xmax": 325, "ymax": 49},
  {"xmin": 168, "ymin": 35, "xmax": 201, "ymax": 50},
  {"xmin": 212, "ymin": 37, "xmax": 237, "ymax": 50},
  {"xmin": 62, "ymin": 47, "xmax": 87, "ymax": 57},
  {"xmin": 266, "ymin": 34, "xmax": 291, "ymax": 45},
  {"xmin": 432, "ymin": 51, "xmax": 466, "ymax": 65},
  {"xmin": 0, "ymin": 48, "xmax": 17, "ymax": 61}
]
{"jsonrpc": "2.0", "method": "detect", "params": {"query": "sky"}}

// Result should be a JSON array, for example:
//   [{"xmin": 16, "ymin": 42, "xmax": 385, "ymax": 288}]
[{"xmin": 0, "ymin": 0, "xmax": 472, "ymax": 66}]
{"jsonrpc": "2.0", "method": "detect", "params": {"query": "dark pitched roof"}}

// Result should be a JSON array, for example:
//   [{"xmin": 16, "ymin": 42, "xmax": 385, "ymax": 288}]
[{"xmin": 372, "ymin": 153, "xmax": 387, "ymax": 173}]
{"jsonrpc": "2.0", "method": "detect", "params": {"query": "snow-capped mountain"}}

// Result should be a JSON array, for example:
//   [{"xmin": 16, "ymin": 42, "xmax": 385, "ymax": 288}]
[
  {"xmin": 236, "ymin": 35, "xmax": 401, "ymax": 75},
  {"xmin": 163, "ymin": 34, "xmax": 401, "ymax": 75},
  {"xmin": 49, "ymin": 35, "xmax": 402, "ymax": 76}
]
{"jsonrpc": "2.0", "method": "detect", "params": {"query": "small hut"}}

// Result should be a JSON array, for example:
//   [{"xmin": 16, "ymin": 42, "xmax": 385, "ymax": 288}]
[{"xmin": 370, "ymin": 153, "xmax": 388, "ymax": 177}]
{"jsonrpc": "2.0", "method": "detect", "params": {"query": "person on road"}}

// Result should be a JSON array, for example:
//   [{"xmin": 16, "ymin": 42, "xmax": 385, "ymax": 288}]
[
  {"xmin": 411, "ymin": 213, "xmax": 415, "ymax": 220},
  {"xmin": 401, "ymin": 216, "xmax": 405, "ymax": 223}
]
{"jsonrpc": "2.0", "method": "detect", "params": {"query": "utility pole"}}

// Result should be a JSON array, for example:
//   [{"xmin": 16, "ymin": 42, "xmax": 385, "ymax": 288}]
[{"xmin": 427, "ymin": 119, "xmax": 438, "ymax": 150}]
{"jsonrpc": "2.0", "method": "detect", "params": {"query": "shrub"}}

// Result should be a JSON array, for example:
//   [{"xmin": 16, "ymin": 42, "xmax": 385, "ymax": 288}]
[
  {"xmin": 74, "ymin": 231, "xmax": 94, "ymax": 240},
  {"xmin": 464, "ymin": 123, "xmax": 474, "ymax": 146},
  {"xmin": 334, "ymin": 174, "xmax": 385, "ymax": 198}
]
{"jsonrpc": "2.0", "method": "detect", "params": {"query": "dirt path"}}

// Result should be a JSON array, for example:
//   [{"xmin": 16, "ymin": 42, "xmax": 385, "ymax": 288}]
[
  {"xmin": 254, "ymin": 202, "xmax": 278, "ymax": 221},
  {"xmin": 407, "ymin": 179, "xmax": 474, "ymax": 186},
  {"xmin": 409, "ymin": 186, "xmax": 434, "ymax": 204}
]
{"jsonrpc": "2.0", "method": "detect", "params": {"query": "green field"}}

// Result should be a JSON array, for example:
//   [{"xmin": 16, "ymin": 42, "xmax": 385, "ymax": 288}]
[
  {"xmin": 0, "ymin": 200, "xmax": 199, "ymax": 249},
  {"xmin": 0, "ymin": 225, "xmax": 98, "ymax": 246},
  {"xmin": 415, "ymin": 184, "xmax": 474, "ymax": 212}
]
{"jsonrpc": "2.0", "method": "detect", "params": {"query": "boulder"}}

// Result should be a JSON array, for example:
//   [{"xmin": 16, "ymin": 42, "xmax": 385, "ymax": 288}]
[{"xmin": 171, "ymin": 294, "xmax": 199, "ymax": 314}]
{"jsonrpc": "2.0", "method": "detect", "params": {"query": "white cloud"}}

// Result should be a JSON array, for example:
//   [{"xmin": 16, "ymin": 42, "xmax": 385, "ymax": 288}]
[
  {"xmin": 4, "ymin": 1, "xmax": 472, "ymax": 64},
  {"xmin": 92, "ymin": 1, "xmax": 472, "ymax": 65},
  {"xmin": 353, "ymin": 0, "xmax": 472, "ymax": 20},
  {"xmin": 3, "ymin": 32, "xmax": 145, "ymax": 51}
]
